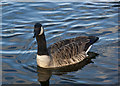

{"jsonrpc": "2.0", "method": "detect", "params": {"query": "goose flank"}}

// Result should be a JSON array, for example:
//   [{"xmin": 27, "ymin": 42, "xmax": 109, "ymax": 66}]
[{"xmin": 33, "ymin": 23, "xmax": 99, "ymax": 68}]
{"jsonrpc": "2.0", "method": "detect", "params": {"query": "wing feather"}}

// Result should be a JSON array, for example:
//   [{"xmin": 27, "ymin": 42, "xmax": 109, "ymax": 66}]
[{"xmin": 48, "ymin": 36, "xmax": 90, "ymax": 67}]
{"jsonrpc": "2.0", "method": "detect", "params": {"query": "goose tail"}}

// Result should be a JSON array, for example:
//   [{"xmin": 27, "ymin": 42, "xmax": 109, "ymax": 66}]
[
  {"xmin": 88, "ymin": 36, "xmax": 99, "ymax": 45},
  {"xmin": 85, "ymin": 36, "xmax": 99, "ymax": 54}
]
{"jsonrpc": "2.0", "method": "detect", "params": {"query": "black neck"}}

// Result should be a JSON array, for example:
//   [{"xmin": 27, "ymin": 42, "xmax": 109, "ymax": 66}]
[{"xmin": 36, "ymin": 33, "xmax": 48, "ymax": 55}]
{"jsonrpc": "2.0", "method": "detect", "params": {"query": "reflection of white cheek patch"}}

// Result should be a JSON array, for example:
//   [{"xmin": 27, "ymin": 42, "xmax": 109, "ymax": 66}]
[{"xmin": 39, "ymin": 26, "xmax": 44, "ymax": 35}]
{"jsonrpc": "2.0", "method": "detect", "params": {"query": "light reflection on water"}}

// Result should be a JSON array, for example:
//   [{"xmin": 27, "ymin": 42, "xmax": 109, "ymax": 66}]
[{"xmin": 2, "ymin": 2, "xmax": 119, "ymax": 85}]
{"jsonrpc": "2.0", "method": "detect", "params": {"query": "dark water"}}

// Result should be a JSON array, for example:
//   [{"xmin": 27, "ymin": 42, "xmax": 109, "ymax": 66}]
[{"xmin": 2, "ymin": 2, "xmax": 119, "ymax": 85}]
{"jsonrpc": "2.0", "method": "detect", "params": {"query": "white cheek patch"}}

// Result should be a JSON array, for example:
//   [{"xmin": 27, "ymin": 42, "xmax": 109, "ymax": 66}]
[{"xmin": 39, "ymin": 26, "xmax": 44, "ymax": 35}]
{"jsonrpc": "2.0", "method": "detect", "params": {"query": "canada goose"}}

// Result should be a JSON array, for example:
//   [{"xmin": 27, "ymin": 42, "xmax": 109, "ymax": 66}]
[
  {"xmin": 33, "ymin": 23, "xmax": 99, "ymax": 68},
  {"xmin": 37, "ymin": 52, "xmax": 98, "ymax": 86}
]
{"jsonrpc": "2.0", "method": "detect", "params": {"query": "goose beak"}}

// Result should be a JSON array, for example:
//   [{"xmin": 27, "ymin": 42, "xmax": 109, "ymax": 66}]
[
  {"xmin": 33, "ymin": 33, "xmax": 36, "ymax": 38},
  {"xmin": 33, "ymin": 31, "xmax": 38, "ymax": 38},
  {"xmin": 33, "ymin": 28, "xmax": 41, "ymax": 38}
]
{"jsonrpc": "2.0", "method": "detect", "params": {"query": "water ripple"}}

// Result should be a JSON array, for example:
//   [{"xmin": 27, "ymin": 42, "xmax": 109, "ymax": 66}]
[
  {"xmin": 2, "ymin": 32, "xmax": 25, "ymax": 38},
  {"xmin": 1, "ymin": 50, "xmax": 37, "ymax": 54},
  {"xmin": 2, "ymin": 2, "xmax": 119, "ymax": 84}
]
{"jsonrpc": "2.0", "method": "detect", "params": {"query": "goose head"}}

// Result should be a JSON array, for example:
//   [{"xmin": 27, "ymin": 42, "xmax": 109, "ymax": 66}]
[
  {"xmin": 33, "ymin": 23, "xmax": 48, "ymax": 55},
  {"xmin": 33, "ymin": 23, "xmax": 44, "ymax": 38}
]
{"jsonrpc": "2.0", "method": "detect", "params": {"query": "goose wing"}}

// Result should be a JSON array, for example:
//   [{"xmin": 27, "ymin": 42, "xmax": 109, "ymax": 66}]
[
  {"xmin": 48, "ymin": 36, "xmax": 90, "ymax": 53},
  {"xmin": 48, "ymin": 36, "xmax": 91, "ymax": 67}
]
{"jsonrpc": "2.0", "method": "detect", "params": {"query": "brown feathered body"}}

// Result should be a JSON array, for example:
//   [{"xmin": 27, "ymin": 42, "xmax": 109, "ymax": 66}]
[{"xmin": 48, "ymin": 36, "xmax": 92, "ymax": 68}]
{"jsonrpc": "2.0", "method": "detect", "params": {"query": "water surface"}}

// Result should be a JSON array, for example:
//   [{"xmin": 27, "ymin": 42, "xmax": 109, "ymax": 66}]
[{"xmin": 2, "ymin": 2, "xmax": 119, "ymax": 85}]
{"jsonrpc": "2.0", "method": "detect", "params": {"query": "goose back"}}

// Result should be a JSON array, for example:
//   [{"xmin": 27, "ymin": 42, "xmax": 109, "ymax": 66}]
[{"xmin": 48, "ymin": 36, "xmax": 95, "ymax": 68}]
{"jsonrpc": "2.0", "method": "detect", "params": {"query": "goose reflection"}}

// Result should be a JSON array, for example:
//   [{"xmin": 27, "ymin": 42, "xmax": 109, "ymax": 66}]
[
  {"xmin": 37, "ymin": 67, "xmax": 52, "ymax": 86},
  {"xmin": 37, "ymin": 52, "xmax": 99, "ymax": 86}
]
